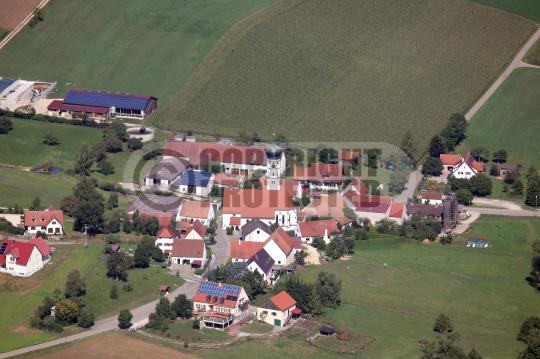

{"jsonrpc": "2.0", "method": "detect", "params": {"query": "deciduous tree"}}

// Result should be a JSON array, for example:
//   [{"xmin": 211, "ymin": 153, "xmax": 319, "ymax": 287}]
[
  {"xmin": 316, "ymin": 271, "xmax": 342, "ymax": 308},
  {"xmin": 171, "ymin": 294, "xmax": 193, "ymax": 319},
  {"xmin": 118, "ymin": 309, "xmax": 133, "ymax": 328},
  {"xmin": 423, "ymin": 157, "xmax": 443, "ymax": 176},
  {"xmin": 492, "ymin": 149, "xmax": 507, "ymax": 163},
  {"xmin": 74, "ymin": 142, "xmax": 95, "ymax": 176},
  {"xmin": 433, "ymin": 313, "xmax": 453, "ymax": 333},
  {"xmin": 107, "ymin": 251, "xmax": 128, "ymax": 281},
  {"xmin": 64, "ymin": 269, "xmax": 86, "ymax": 298},
  {"xmin": 456, "ymin": 188, "xmax": 473, "ymax": 205},
  {"xmin": 429, "ymin": 135, "xmax": 446, "ymax": 157},
  {"xmin": 0, "ymin": 116, "xmax": 13, "ymax": 134},
  {"xmin": 55, "ymin": 300, "xmax": 79, "ymax": 324},
  {"xmin": 97, "ymin": 158, "xmax": 115, "ymax": 175},
  {"xmin": 400, "ymin": 131, "xmax": 417, "ymax": 164},
  {"xmin": 42, "ymin": 132, "xmax": 59, "ymax": 146}
]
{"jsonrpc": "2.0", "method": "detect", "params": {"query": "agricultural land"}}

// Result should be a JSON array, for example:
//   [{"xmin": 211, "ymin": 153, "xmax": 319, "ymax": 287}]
[
  {"xmin": 0, "ymin": 0, "xmax": 42, "ymax": 31},
  {"xmin": 464, "ymin": 0, "xmax": 540, "ymax": 22},
  {"xmin": 0, "ymin": 0, "xmax": 278, "ymax": 106},
  {"xmin": 524, "ymin": 40, "xmax": 540, "ymax": 66},
  {"xmin": 153, "ymin": 0, "xmax": 535, "ymax": 152}
]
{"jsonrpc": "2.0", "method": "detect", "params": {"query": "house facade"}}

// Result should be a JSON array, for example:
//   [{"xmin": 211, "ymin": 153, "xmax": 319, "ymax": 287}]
[
  {"xmin": 240, "ymin": 218, "xmax": 273, "ymax": 242},
  {"xmin": 154, "ymin": 223, "xmax": 178, "ymax": 254},
  {"xmin": 295, "ymin": 219, "xmax": 338, "ymax": 244},
  {"xmin": 24, "ymin": 210, "xmax": 64, "ymax": 236},
  {"xmin": 246, "ymin": 248, "xmax": 275, "ymax": 283},
  {"xmin": 263, "ymin": 227, "xmax": 294, "ymax": 266},
  {"xmin": 293, "ymin": 163, "xmax": 343, "ymax": 191},
  {"xmin": 171, "ymin": 239, "xmax": 207, "ymax": 266},
  {"xmin": 142, "ymin": 157, "xmax": 190, "ymax": 187},
  {"xmin": 178, "ymin": 201, "xmax": 215, "ymax": 225},
  {"xmin": 193, "ymin": 281, "xmax": 250, "ymax": 328},
  {"xmin": 184, "ymin": 220, "xmax": 206, "ymax": 240},
  {"xmin": 257, "ymin": 291, "xmax": 297, "ymax": 327},
  {"xmin": 174, "ymin": 171, "xmax": 215, "ymax": 197},
  {"xmin": 422, "ymin": 192, "xmax": 443, "ymax": 205},
  {"xmin": 440, "ymin": 153, "xmax": 483, "ymax": 179},
  {"xmin": 388, "ymin": 203, "xmax": 406, "ymax": 225},
  {"xmin": 0, "ymin": 238, "xmax": 51, "ymax": 277}
]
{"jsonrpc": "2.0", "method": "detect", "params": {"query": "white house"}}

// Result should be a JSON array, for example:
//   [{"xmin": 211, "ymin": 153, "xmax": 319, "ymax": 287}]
[
  {"xmin": 441, "ymin": 153, "xmax": 484, "ymax": 179},
  {"xmin": 240, "ymin": 218, "xmax": 273, "ymax": 242},
  {"xmin": 178, "ymin": 201, "xmax": 215, "ymax": 225},
  {"xmin": 171, "ymin": 239, "xmax": 207, "ymax": 266},
  {"xmin": 154, "ymin": 223, "xmax": 178, "ymax": 255},
  {"xmin": 293, "ymin": 163, "xmax": 343, "ymax": 191},
  {"xmin": 0, "ymin": 238, "xmax": 51, "ymax": 277},
  {"xmin": 262, "ymin": 227, "xmax": 295, "ymax": 267},
  {"xmin": 295, "ymin": 219, "xmax": 338, "ymax": 244},
  {"xmin": 184, "ymin": 220, "xmax": 206, "ymax": 240},
  {"xmin": 246, "ymin": 248, "xmax": 275, "ymax": 283},
  {"xmin": 193, "ymin": 281, "xmax": 250, "ymax": 328},
  {"xmin": 174, "ymin": 171, "xmax": 215, "ymax": 197},
  {"xmin": 24, "ymin": 209, "xmax": 64, "ymax": 236},
  {"xmin": 257, "ymin": 291, "xmax": 297, "ymax": 327},
  {"xmin": 422, "ymin": 192, "xmax": 443, "ymax": 205},
  {"xmin": 388, "ymin": 203, "xmax": 406, "ymax": 225}
]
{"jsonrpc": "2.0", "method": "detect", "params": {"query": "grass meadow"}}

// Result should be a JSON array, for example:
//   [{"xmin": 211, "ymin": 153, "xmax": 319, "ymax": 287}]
[
  {"xmin": 465, "ymin": 0, "xmax": 540, "ymax": 22},
  {"xmin": 524, "ymin": 39, "xmax": 540, "ymax": 67},
  {"xmin": 0, "ymin": 0, "xmax": 278, "ymax": 108},
  {"xmin": 295, "ymin": 215, "xmax": 540, "ymax": 358},
  {"xmin": 153, "ymin": 0, "xmax": 534, "ymax": 152}
]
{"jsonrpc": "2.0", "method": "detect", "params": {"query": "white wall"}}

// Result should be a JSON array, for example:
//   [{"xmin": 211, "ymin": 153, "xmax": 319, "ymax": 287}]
[
  {"xmin": 155, "ymin": 237, "xmax": 174, "ymax": 252},
  {"xmin": 26, "ymin": 220, "xmax": 63, "ymax": 236},
  {"xmin": 179, "ymin": 205, "xmax": 215, "ymax": 225},
  {"xmin": 422, "ymin": 199, "xmax": 442, "ymax": 205},
  {"xmin": 1, "ymin": 246, "xmax": 44, "ymax": 277},
  {"xmin": 171, "ymin": 244, "xmax": 207, "ymax": 265},
  {"xmin": 263, "ymin": 240, "xmax": 293, "ymax": 266},
  {"xmin": 247, "ymin": 262, "xmax": 269, "ymax": 281},
  {"xmin": 452, "ymin": 163, "xmax": 475, "ymax": 179},
  {"xmin": 244, "ymin": 228, "xmax": 270, "ymax": 242},
  {"xmin": 353, "ymin": 211, "xmax": 387, "ymax": 224}
]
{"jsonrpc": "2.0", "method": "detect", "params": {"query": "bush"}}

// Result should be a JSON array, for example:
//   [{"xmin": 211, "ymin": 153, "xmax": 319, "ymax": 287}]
[
  {"xmin": 78, "ymin": 311, "xmax": 95, "ymax": 328},
  {"xmin": 433, "ymin": 313, "xmax": 453, "ymax": 333},
  {"xmin": 312, "ymin": 237, "xmax": 326, "ymax": 251},
  {"xmin": 123, "ymin": 283, "xmax": 133, "ymax": 292},
  {"xmin": 226, "ymin": 226, "xmax": 234, "ymax": 235},
  {"xmin": 100, "ymin": 182, "xmax": 116, "ymax": 192},
  {"xmin": 194, "ymin": 268, "xmax": 203, "ymax": 275},
  {"xmin": 55, "ymin": 300, "xmax": 79, "ymax": 325},
  {"xmin": 0, "ymin": 116, "xmax": 13, "ymax": 134},
  {"xmin": 127, "ymin": 137, "xmax": 143, "ymax": 151},
  {"xmin": 35, "ymin": 230, "xmax": 48, "ymax": 240},
  {"xmin": 110, "ymin": 284, "xmax": 119, "ymax": 299},
  {"xmin": 14, "ymin": 105, "xmax": 36, "ymax": 119},
  {"xmin": 193, "ymin": 318, "xmax": 200, "ymax": 330},
  {"xmin": 43, "ymin": 132, "xmax": 59, "ymax": 146}
]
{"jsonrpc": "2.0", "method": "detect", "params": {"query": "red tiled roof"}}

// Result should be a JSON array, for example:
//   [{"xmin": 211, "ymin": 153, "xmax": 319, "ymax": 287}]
[
  {"xmin": 229, "ymin": 217, "xmax": 241, "ymax": 226},
  {"xmin": 164, "ymin": 141, "xmax": 272, "ymax": 166},
  {"xmin": 0, "ymin": 240, "xmax": 42, "ymax": 265},
  {"xmin": 310, "ymin": 190, "xmax": 321, "ymax": 199},
  {"xmin": 24, "ymin": 210, "xmax": 64, "ymax": 228},
  {"xmin": 335, "ymin": 216, "xmax": 353, "ymax": 226},
  {"xmin": 156, "ymin": 223, "xmax": 178, "ymax": 239},
  {"xmin": 185, "ymin": 220, "xmax": 206, "ymax": 238},
  {"xmin": 223, "ymin": 189, "xmax": 295, "ymax": 219},
  {"xmin": 440, "ymin": 154, "xmax": 462, "ymax": 166},
  {"xmin": 349, "ymin": 178, "xmax": 369, "ymax": 195},
  {"xmin": 213, "ymin": 173, "xmax": 241, "ymax": 187},
  {"xmin": 265, "ymin": 227, "xmax": 294, "ymax": 255},
  {"xmin": 193, "ymin": 281, "xmax": 243, "ymax": 308},
  {"xmin": 140, "ymin": 212, "xmax": 173, "ymax": 227},
  {"xmin": 171, "ymin": 239, "xmax": 205, "ymax": 258},
  {"xmin": 302, "ymin": 193, "xmax": 347, "ymax": 219},
  {"xmin": 44, "ymin": 205, "xmax": 56, "ymax": 211},
  {"xmin": 293, "ymin": 163, "xmax": 343, "ymax": 183},
  {"xmin": 293, "ymin": 240, "xmax": 302, "ymax": 250},
  {"xmin": 159, "ymin": 285, "xmax": 170, "ymax": 291},
  {"xmin": 356, "ymin": 202, "xmax": 391, "ymax": 214},
  {"xmin": 292, "ymin": 308, "xmax": 302, "ymax": 314},
  {"xmin": 298, "ymin": 220, "xmax": 338, "ymax": 238},
  {"xmin": 230, "ymin": 241, "xmax": 265, "ymax": 260},
  {"xmin": 263, "ymin": 291, "xmax": 296, "ymax": 311},
  {"xmin": 389, "ymin": 203, "xmax": 405, "ymax": 218},
  {"xmin": 338, "ymin": 151, "xmax": 360, "ymax": 161},
  {"xmin": 344, "ymin": 192, "xmax": 393, "ymax": 207},
  {"xmin": 180, "ymin": 201, "xmax": 212, "ymax": 219},
  {"xmin": 422, "ymin": 192, "xmax": 443, "ymax": 200},
  {"xmin": 464, "ymin": 153, "xmax": 484, "ymax": 172},
  {"xmin": 29, "ymin": 237, "xmax": 51, "ymax": 257},
  {"xmin": 47, "ymin": 100, "xmax": 109, "ymax": 114},
  {"xmin": 297, "ymin": 212, "xmax": 307, "ymax": 222}
]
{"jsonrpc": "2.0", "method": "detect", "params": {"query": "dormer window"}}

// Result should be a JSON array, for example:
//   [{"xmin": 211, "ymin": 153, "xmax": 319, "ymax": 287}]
[{"xmin": 41, "ymin": 218, "xmax": 45, "ymax": 222}]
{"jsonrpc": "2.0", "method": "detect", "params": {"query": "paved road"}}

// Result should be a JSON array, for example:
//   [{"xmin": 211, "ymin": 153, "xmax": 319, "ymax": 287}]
[
  {"xmin": 464, "ymin": 207, "xmax": 538, "ymax": 217},
  {"xmin": 465, "ymin": 26, "xmax": 540, "ymax": 120},
  {"xmin": 394, "ymin": 165, "xmax": 423, "ymax": 203},
  {"xmin": 212, "ymin": 217, "xmax": 232, "ymax": 268}
]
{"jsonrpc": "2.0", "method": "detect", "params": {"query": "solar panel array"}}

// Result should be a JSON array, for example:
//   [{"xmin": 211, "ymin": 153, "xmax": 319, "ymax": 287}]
[
  {"xmin": 180, "ymin": 171, "xmax": 212, "ymax": 186},
  {"xmin": 0, "ymin": 243, "xmax": 7, "ymax": 255},
  {"xmin": 64, "ymin": 90, "xmax": 150, "ymax": 110},
  {"xmin": 197, "ymin": 281, "xmax": 241, "ymax": 297}
]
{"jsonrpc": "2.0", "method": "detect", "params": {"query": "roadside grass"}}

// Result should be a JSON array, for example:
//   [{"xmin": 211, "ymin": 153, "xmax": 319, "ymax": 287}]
[
  {"xmin": 239, "ymin": 321, "xmax": 274, "ymax": 334},
  {"xmin": 0, "ymin": 244, "xmax": 102, "ymax": 353},
  {"xmin": 464, "ymin": 0, "xmax": 540, "ymax": 22},
  {"xmin": 147, "ymin": 320, "xmax": 230, "ymax": 342},
  {"xmin": 0, "ymin": 0, "xmax": 279, "ymax": 110},
  {"xmin": 84, "ymin": 260, "xmax": 184, "ymax": 320},
  {"xmin": 296, "ymin": 215, "xmax": 540, "ymax": 358}
]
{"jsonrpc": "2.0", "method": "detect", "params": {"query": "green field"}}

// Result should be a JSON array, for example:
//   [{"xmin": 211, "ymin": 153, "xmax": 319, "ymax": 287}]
[
  {"xmin": 524, "ymin": 38, "xmax": 540, "ymax": 66},
  {"xmin": 0, "ymin": 244, "xmax": 101, "ymax": 353},
  {"xmin": 153, "ymin": 0, "xmax": 534, "ymax": 152},
  {"xmin": 148, "ymin": 320, "xmax": 231, "ymax": 342},
  {"xmin": 464, "ymin": 67, "xmax": 540, "ymax": 166},
  {"xmin": 295, "ymin": 215, "xmax": 540, "ymax": 358},
  {"xmin": 0, "ymin": 0, "xmax": 278, "ymax": 108},
  {"xmin": 465, "ymin": 0, "xmax": 540, "ymax": 22}
]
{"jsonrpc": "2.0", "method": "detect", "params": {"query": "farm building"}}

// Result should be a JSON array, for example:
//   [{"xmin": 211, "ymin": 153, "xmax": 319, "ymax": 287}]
[
  {"xmin": 388, "ymin": 203, "xmax": 406, "ymax": 224},
  {"xmin": 142, "ymin": 157, "xmax": 190, "ymax": 187},
  {"xmin": 0, "ymin": 238, "xmax": 51, "ymax": 277},
  {"xmin": 171, "ymin": 238, "xmax": 206, "ymax": 266},
  {"xmin": 257, "ymin": 291, "xmax": 297, "ymax": 327},
  {"xmin": 467, "ymin": 238, "xmax": 488, "ymax": 248},
  {"xmin": 154, "ymin": 223, "xmax": 178, "ymax": 255},
  {"xmin": 293, "ymin": 163, "xmax": 343, "ymax": 191},
  {"xmin": 240, "ymin": 218, "xmax": 273, "ymax": 242},
  {"xmin": 213, "ymin": 173, "xmax": 242, "ymax": 188},
  {"xmin": 406, "ymin": 204, "xmax": 444, "ymax": 222},
  {"xmin": 440, "ymin": 154, "xmax": 463, "ymax": 172},
  {"xmin": 230, "ymin": 241, "xmax": 265, "ymax": 263},
  {"xmin": 47, "ymin": 89, "xmax": 158, "ymax": 119},
  {"xmin": 24, "ymin": 209, "xmax": 64, "ymax": 236},
  {"xmin": 295, "ymin": 219, "xmax": 338, "ymax": 244},
  {"xmin": 0, "ymin": 78, "xmax": 19, "ymax": 100},
  {"xmin": 139, "ymin": 212, "xmax": 173, "ymax": 227},
  {"xmin": 193, "ymin": 281, "xmax": 250, "ymax": 330},
  {"xmin": 422, "ymin": 192, "xmax": 443, "ymax": 205},
  {"xmin": 178, "ymin": 201, "xmax": 215, "ymax": 225},
  {"xmin": 246, "ymin": 248, "xmax": 275, "ymax": 283},
  {"xmin": 173, "ymin": 171, "xmax": 214, "ymax": 197},
  {"xmin": 125, "ymin": 194, "xmax": 184, "ymax": 215},
  {"xmin": 342, "ymin": 178, "xmax": 370, "ymax": 197},
  {"xmin": 302, "ymin": 193, "xmax": 350, "ymax": 224}
]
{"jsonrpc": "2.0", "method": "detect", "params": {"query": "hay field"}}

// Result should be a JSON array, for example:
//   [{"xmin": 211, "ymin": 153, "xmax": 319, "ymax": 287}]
[
  {"xmin": 0, "ymin": 0, "xmax": 42, "ymax": 30},
  {"xmin": 154, "ymin": 0, "xmax": 534, "ymax": 151}
]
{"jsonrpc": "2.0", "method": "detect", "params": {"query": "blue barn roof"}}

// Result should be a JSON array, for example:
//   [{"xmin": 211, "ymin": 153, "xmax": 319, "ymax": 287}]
[
  {"xmin": 63, "ymin": 89, "xmax": 153, "ymax": 110},
  {"xmin": 180, "ymin": 171, "xmax": 212, "ymax": 186}
]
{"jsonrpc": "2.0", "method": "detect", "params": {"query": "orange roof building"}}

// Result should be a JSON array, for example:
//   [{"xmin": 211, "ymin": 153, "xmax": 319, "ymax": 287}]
[
  {"xmin": 140, "ymin": 212, "xmax": 173, "ymax": 227},
  {"xmin": 155, "ymin": 222, "xmax": 178, "ymax": 254},
  {"xmin": 388, "ymin": 203, "xmax": 406, "ymax": 224},
  {"xmin": 179, "ymin": 201, "xmax": 215, "ymax": 225},
  {"xmin": 257, "ymin": 291, "xmax": 297, "ymax": 327},
  {"xmin": 24, "ymin": 209, "xmax": 64, "ymax": 236},
  {"xmin": 185, "ymin": 220, "xmax": 206, "ymax": 240},
  {"xmin": 293, "ymin": 163, "xmax": 343, "ymax": 191},
  {"xmin": 231, "ymin": 227, "xmax": 295, "ymax": 266},
  {"xmin": 295, "ymin": 219, "xmax": 339, "ymax": 244}
]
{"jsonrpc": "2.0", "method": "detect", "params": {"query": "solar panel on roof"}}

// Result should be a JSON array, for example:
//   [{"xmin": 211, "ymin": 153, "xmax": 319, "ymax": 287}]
[
  {"xmin": 63, "ymin": 90, "xmax": 150, "ymax": 110},
  {"xmin": 0, "ymin": 243, "xmax": 7, "ymax": 255},
  {"xmin": 180, "ymin": 171, "xmax": 212, "ymax": 186}
]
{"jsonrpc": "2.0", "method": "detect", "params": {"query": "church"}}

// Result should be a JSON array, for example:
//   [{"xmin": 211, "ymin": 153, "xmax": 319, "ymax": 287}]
[{"xmin": 221, "ymin": 139, "xmax": 298, "ymax": 231}]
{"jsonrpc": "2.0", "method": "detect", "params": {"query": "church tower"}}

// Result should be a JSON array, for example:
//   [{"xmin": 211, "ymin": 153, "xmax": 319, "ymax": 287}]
[{"xmin": 266, "ymin": 135, "xmax": 282, "ymax": 190}]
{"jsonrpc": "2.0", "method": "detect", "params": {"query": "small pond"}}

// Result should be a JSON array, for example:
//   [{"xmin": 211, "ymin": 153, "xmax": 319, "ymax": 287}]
[{"xmin": 34, "ymin": 167, "xmax": 62, "ymax": 175}]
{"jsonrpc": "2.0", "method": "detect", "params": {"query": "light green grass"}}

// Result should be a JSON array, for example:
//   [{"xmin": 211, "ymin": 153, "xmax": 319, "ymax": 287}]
[
  {"xmin": 464, "ymin": 0, "xmax": 540, "ymax": 22},
  {"xmin": 147, "ymin": 319, "xmax": 230, "ymax": 342},
  {"xmin": 240, "ymin": 321, "xmax": 274, "ymax": 334},
  {"xmin": 0, "ymin": 244, "xmax": 102, "ymax": 353},
  {"xmin": 465, "ymin": 68, "xmax": 540, "ymax": 166},
  {"xmin": 296, "ymin": 215, "xmax": 540, "ymax": 358},
  {"xmin": 0, "ymin": 0, "xmax": 279, "ymax": 110},
  {"xmin": 84, "ymin": 260, "xmax": 184, "ymax": 320}
]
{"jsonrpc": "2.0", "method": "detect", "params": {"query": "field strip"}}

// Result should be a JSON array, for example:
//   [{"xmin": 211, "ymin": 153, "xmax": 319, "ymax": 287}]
[
  {"xmin": 341, "ymin": 301, "xmax": 514, "ymax": 332},
  {"xmin": 0, "ymin": 0, "xmax": 51, "ymax": 51},
  {"xmin": 465, "ymin": 26, "xmax": 540, "ymax": 120}
]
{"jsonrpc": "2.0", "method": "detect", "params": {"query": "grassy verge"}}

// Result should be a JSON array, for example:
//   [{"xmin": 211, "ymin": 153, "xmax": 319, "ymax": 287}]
[
  {"xmin": 239, "ymin": 321, "xmax": 274, "ymax": 334},
  {"xmin": 146, "ymin": 319, "xmax": 230, "ymax": 342}
]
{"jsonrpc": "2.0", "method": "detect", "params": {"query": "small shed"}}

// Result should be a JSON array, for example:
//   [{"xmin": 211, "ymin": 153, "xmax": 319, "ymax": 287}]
[
  {"xmin": 319, "ymin": 326, "xmax": 335, "ymax": 336},
  {"xmin": 159, "ymin": 285, "xmax": 170, "ymax": 295},
  {"xmin": 111, "ymin": 244, "xmax": 121, "ymax": 252}
]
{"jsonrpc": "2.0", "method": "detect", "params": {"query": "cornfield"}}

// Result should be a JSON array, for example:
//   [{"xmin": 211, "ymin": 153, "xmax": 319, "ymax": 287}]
[{"xmin": 153, "ymin": 0, "xmax": 535, "ymax": 152}]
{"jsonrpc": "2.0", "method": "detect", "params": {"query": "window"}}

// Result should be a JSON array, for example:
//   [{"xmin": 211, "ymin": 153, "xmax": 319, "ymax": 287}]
[
  {"xmin": 257, "ymin": 230, "xmax": 260, "ymax": 234},
  {"xmin": 263, "ymin": 311, "xmax": 268, "ymax": 314},
  {"xmin": 282, "ymin": 215, "xmax": 285, "ymax": 223},
  {"xmin": 278, "ymin": 261, "xmax": 281, "ymax": 264},
  {"xmin": 31, "ymin": 227, "xmax": 35, "ymax": 230},
  {"xmin": 272, "ymin": 312, "xmax": 277, "ymax": 316}
]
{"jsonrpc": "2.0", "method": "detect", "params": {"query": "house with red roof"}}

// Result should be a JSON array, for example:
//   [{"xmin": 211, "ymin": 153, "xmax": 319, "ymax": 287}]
[
  {"xmin": 178, "ymin": 201, "xmax": 215, "ymax": 225},
  {"xmin": 193, "ymin": 281, "xmax": 250, "ymax": 329},
  {"xmin": 388, "ymin": 203, "xmax": 406, "ymax": 224},
  {"xmin": 213, "ymin": 173, "xmax": 243, "ymax": 189},
  {"xmin": 422, "ymin": 192, "xmax": 443, "ymax": 205},
  {"xmin": 440, "ymin": 154, "xmax": 463, "ymax": 172},
  {"xmin": 230, "ymin": 227, "xmax": 294, "ymax": 266},
  {"xmin": 338, "ymin": 151, "xmax": 360, "ymax": 166},
  {"xmin": 140, "ymin": 212, "xmax": 173, "ymax": 227},
  {"xmin": 171, "ymin": 238, "xmax": 206, "ymax": 266},
  {"xmin": 0, "ymin": 238, "xmax": 51, "ymax": 277},
  {"xmin": 230, "ymin": 241, "xmax": 265, "ymax": 263},
  {"xmin": 257, "ymin": 291, "xmax": 297, "ymax": 327},
  {"xmin": 24, "ymin": 209, "xmax": 64, "ymax": 236},
  {"xmin": 293, "ymin": 163, "xmax": 343, "ymax": 191},
  {"xmin": 185, "ymin": 220, "xmax": 207, "ymax": 240},
  {"xmin": 295, "ymin": 219, "xmax": 339, "ymax": 244},
  {"xmin": 155, "ymin": 223, "xmax": 178, "ymax": 254},
  {"xmin": 355, "ymin": 201, "xmax": 392, "ymax": 224},
  {"xmin": 342, "ymin": 177, "xmax": 369, "ymax": 196},
  {"xmin": 440, "ymin": 153, "xmax": 484, "ymax": 179}
]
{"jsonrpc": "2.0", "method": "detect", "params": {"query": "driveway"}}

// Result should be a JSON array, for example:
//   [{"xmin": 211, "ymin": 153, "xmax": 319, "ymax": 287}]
[
  {"xmin": 472, "ymin": 198, "xmax": 522, "ymax": 210},
  {"xmin": 454, "ymin": 211, "xmax": 480, "ymax": 234},
  {"xmin": 211, "ymin": 217, "xmax": 232, "ymax": 270},
  {"xmin": 464, "ymin": 207, "xmax": 537, "ymax": 217},
  {"xmin": 303, "ymin": 244, "xmax": 320, "ymax": 265},
  {"xmin": 394, "ymin": 165, "xmax": 423, "ymax": 203}
]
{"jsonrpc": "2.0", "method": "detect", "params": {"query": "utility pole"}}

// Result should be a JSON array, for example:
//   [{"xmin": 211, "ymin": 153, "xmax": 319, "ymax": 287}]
[{"xmin": 83, "ymin": 224, "xmax": 89, "ymax": 249}]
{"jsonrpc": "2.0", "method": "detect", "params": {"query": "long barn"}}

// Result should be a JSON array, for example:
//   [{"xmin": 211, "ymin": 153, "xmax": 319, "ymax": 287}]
[{"xmin": 47, "ymin": 89, "xmax": 158, "ymax": 120}]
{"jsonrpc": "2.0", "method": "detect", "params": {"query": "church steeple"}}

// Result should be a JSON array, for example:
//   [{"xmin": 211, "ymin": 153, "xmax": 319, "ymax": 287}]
[{"xmin": 266, "ymin": 134, "xmax": 282, "ymax": 190}]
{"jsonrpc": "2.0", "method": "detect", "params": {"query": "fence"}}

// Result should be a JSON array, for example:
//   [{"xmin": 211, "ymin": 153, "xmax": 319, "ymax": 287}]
[
  {"xmin": 39, "ymin": 81, "xmax": 57, "ymax": 101},
  {"xmin": 81, "ymin": 255, "xmax": 102, "ymax": 279}
]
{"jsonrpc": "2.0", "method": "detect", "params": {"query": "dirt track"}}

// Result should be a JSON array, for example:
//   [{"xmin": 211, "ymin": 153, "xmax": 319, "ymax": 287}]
[{"xmin": 0, "ymin": 0, "xmax": 42, "ymax": 30}]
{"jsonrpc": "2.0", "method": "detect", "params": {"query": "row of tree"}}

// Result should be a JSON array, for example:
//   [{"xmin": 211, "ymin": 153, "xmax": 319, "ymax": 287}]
[
  {"xmin": 146, "ymin": 295, "xmax": 193, "ymax": 332},
  {"xmin": 285, "ymin": 271, "xmax": 342, "ymax": 314},
  {"xmin": 208, "ymin": 263, "xmax": 266, "ymax": 300}
]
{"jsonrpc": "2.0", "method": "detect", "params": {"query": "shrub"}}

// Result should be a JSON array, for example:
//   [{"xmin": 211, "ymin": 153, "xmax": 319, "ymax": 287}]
[
  {"xmin": 312, "ymin": 237, "xmax": 326, "ymax": 251},
  {"xmin": 100, "ymin": 182, "xmax": 116, "ymax": 191},
  {"xmin": 55, "ymin": 300, "xmax": 79, "ymax": 325},
  {"xmin": 43, "ymin": 132, "xmax": 59, "ymax": 146},
  {"xmin": 226, "ymin": 226, "xmax": 233, "ymax": 235},
  {"xmin": 123, "ymin": 283, "xmax": 133, "ymax": 292},
  {"xmin": 127, "ymin": 137, "xmax": 143, "ymax": 151},
  {"xmin": 433, "ymin": 313, "xmax": 453, "ymax": 333},
  {"xmin": 110, "ymin": 284, "xmax": 119, "ymax": 299},
  {"xmin": 194, "ymin": 268, "xmax": 203, "ymax": 275},
  {"xmin": 78, "ymin": 311, "xmax": 95, "ymax": 328},
  {"xmin": 0, "ymin": 116, "xmax": 13, "ymax": 134},
  {"xmin": 14, "ymin": 105, "xmax": 36, "ymax": 119}
]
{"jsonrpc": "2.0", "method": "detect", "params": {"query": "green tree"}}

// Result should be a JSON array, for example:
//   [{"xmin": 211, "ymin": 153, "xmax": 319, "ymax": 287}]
[
  {"xmin": 40, "ymin": 157, "xmax": 55, "ymax": 171},
  {"xmin": 441, "ymin": 113, "xmax": 468, "ymax": 151},
  {"xmin": 469, "ymin": 174, "xmax": 492, "ymax": 196},
  {"xmin": 423, "ymin": 157, "xmax": 443, "ymax": 176},
  {"xmin": 141, "ymin": 217, "xmax": 160, "ymax": 236},
  {"xmin": 152, "ymin": 246, "xmax": 165, "ymax": 262},
  {"xmin": 107, "ymin": 192, "xmax": 118, "ymax": 210},
  {"xmin": 32, "ymin": 196, "xmax": 41, "ymax": 211},
  {"xmin": 301, "ymin": 192, "xmax": 310, "ymax": 207},
  {"xmin": 388, "ymin": 169, "xmax": 409, "ymax": 195},
  {"xmin": 55, "ymin": 300, "xmax": 79, "ymax": 324},
  {"xmin": 97, "ymin": 158, "xmax": 115, "ymax": 175},
  {"xmin": 419, "ymin": 332, "xmax": 469, "ymax": 359},
  {"xmin": 367, "ymin": 149, "xmax": 379, "ymax": 169},
  {"xmin": 511, "ymin": 178, "xmax": 524, "ymax": 196},
  {"xmin": 455, "ymin": 188, "xmax": 473, "ymax": 205},
  {"xmin": 74, "ymin": 142, "xmax": 95, "ymax": 176},
  {"xmin": 471, "ymin": 145, "xmax": 490, "ymax": 162},
  {"xmin": 237, "ymin": 130, "xmax": 252, "ymax": 146},
  {"xmin": 110, "ymin": 283, "xmax": 119, "ymax": 299},
  {"xmin": 355, "ymin": 229, "xmax": 369, "ymax": 241},
  {"xmin": 319, "ymin": 148, "xmax": 339, "ymax": 164},
  {"xmin": 504, "ymin": 170, "xmax": 519, "ymax": 185},
  {"xmin": 429, "ymin": 135, "xmax": 446, "ymax": 157},
  {"xmin": 42, "ymin": 132, "xmax": 59, "ymax": 146},
  {"xmin": 107, "ymin": 251, "xmax": 128, "ymax": 281},
  {"xmin": 433, "ymin": 313, "xmax": 453, "ymax": 333},
  {"xmin": 13, "ymin": 105, "xmax": 36, "ymax": 119},
  {"xmin": 526, "ymin": 174, "xmax": 540, "ymax": 207},
  {"xmin": 122, "ymin": 212, "xmax": 133, "ymax": 233},
  {"xmin": 295, "ymin": 249, "xmax": 308, "ymax": 264},
  {"xmin": 171, "ymin": 294, "xmax": 193, "ymax": 319},
  {"xmin": 489, "ymin": 163, "xmax": 499, "ymax": 176},
  {"xmin": 155, "ymin": 297, "xmax": 175, "ymax": 319},
  {"xmin": 527, "ymin": 164, "xmax": 538, "ymax": 180},
  {"xmin": 316, "ymin": 271, "xmax": 342, "ymax": 308},
  {"xmin": 193, "ymin": 318, "xmax": 200, "ymax": 330},
  {"xmin": 312, "ymin": 237, "xmax": 326, "ymax": 251},
  {"xmin": 64, "ymin": 269, "xmax": 86, "ymax": 298},
  {"xmin": 326, "ymin": 237, "xmax": 346, "ymax": 259},
  {"xmin": 529, "ymin": 239, "xmax": 540, "ymax": 292},
  {"xmin": 72, "ymin": 200, "xmax": 104, "ymax": 234},
  {"xmin": 517, "ymin": 316, "xmax": 540, "ymax": 343},
  {"xmin": 103, "ymin": 121, "xmax": 128, "ymax": 141},
  {"xmin": 127, "ymin": 137, "xmax": 143, "ymax": 151},
  {"xmin": 517, "ymin": 328, "xmax": 540, "ymax": 359},
  {"xmin": 0, "ymin": 116, "xmax": 13, "ymax": 134},
  {"xmin": 77, "ymin": 310, "xmax": 94, "ymax": 328},
  {"xmin": 400, "ymin": 131, "xmax": 417, "ymax": 163},
  {"xmin": 492, "ymin": 149, "xmax": 507, "ymax": 163},
  {"xmin": 118, "ymin": 309, "xmax": 133, "ymax": 328},
  {"xmin": 91, "ymin": 141, "xmax": 107, "ymax": 163},
  {"xmin": 102, "ymin": 135, "xmax": 123, "ymax": 153},
  {"xmin": 35, "ymin": 296, "xmax": 57, "ymax": 319}
]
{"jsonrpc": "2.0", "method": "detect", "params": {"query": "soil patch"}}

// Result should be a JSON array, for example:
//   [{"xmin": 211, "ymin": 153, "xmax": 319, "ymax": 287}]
[
  {"xmin": 295, "ymin": 320, "xmax": 318, "ymax": 330},
  {"xmin": 451, "ymin": 272, "xmax": 473, "ymax": 279},
  {"xmin": 0, "ymin": 0, "xmax": 43, "ymax": 30},
  {"xmin": 293, "ymin": 265, "xmax": 305, "ymax": 275}
]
